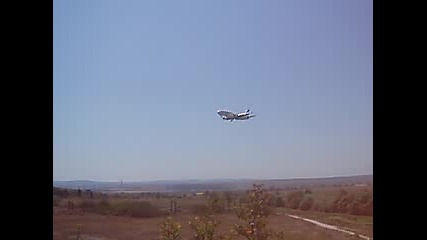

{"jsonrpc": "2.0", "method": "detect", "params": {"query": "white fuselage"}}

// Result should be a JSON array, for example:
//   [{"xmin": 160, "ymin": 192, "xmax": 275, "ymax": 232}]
[{"xmin": 217, "ymin": 110, "xmax": 255, "ymax": 121}]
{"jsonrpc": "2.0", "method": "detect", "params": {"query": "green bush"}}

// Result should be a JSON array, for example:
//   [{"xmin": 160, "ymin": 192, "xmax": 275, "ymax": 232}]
[
  {"xmin": 189, "ymin": 215, "xmax": 221, "ymax": 240},
  {"xmin": 234, "ymin": 184, "xmax": 274, "ymax": 240},
  {"xmin": 160, "ymin": 217, "xmax": 181, "ymax": 240}
]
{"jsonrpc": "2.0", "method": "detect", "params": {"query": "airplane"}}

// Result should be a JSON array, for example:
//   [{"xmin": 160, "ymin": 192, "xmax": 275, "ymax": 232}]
[{"xmin": 217, "ymin": 109, "xmax": 256, "ymax": 122}]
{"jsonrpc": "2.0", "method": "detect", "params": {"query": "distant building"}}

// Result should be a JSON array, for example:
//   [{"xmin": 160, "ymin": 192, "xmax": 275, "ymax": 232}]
[{"xmin": 354, "ymin": 184, "xmax": 367, "ymax": 187}]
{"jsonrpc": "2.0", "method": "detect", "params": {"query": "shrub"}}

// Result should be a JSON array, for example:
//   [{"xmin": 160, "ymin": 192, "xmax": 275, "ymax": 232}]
[
  {"xmin": 300, "ymin": 197, "xmax": 314, "ymax": 211},
  {"xmin": 234, "ymin": 184, "xmax": 273, "ymax": 240},
  {"xmin": 349, "ymin": 191, "xmax": 373, "ymax": 216},
  {"xmin": 330, "ymin": 189, "xmax": 373, "ymax": 216},
  {"xmin": 311, "ymin": 201, "xmax": 321, "ymax": 211},
  {"xmin": 223, "ymin": 191, "xmax": 233, "ymax": 211},
  {"xmin": 97, "ymin": 199, "xmax": 111, "ymax": 215},
  {"xmin": 275, "ymin": 197, "xmax": 284, "ymax": 208},
  {"xmin": 53, "ymin": 187, "xmax": 69, "ymax": 198},
  {"xmin": 78, "ymin": 199, "xmax": 166, "ymax": 218},
  {"xmin": 286, "ymin": 191, "xmax": 304, "ymax": 209},
  {"xmin": 112, "ymin": 200, "xmax": 166, "ymax": 218},
  {"xmin": 53, "ymin": 195, "xmax": 61, "ymax": 207},
  {"xmin": 160, "ymin": 217, "xmax": 181, "ymax": 240},
  {"xmin": 157, "ymin": 184, "xmax": 292, "ymax": 240},
  {"xmin": 79, "ymin": 200, "xmax": 97, "ymax": 210},
  {"xmin": 208, "ymin": 195, "xmax": 225, "ymax": 214},
  {"xmin": 189, "ymin": 215, "xmax": 221, "ymax": 240}
]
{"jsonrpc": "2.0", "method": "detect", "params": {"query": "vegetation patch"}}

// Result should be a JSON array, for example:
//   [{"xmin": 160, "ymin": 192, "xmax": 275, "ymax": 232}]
[{"xmin": 78, "ymin": 199, "xmax": 168, "ymax": 218}]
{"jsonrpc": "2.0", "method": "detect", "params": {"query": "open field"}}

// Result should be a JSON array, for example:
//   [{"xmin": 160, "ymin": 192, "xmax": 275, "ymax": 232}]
[
  {"xmin": 53, "ymin": 182, "xmax": 372, "ymax": 239},
  {"xmin": 53, "ymin": 211, "xmax": 371, "ymax": 240},
  {"xmin": 281, "ymin": 209, "xmax": 372, "ymax": 238}
]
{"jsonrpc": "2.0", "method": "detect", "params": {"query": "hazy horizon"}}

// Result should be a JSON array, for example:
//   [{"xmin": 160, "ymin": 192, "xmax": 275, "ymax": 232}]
[
  {"xmin": 54, "ymin": 0, "xmax": 373, "ymax": 182},
  {"xmin": 54, "ymin": 173, "xmax": 373, "ymax": 183}
]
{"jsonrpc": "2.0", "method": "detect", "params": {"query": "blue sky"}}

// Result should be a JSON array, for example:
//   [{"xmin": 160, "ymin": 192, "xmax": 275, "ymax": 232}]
[{"xmin": 53, "ymin": 0, "xmax": 373, "ymax": 181}]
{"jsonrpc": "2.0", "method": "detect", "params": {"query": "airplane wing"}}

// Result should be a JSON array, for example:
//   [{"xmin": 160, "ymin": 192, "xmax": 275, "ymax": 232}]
[{"xmin": 217, "ymin": 110, "xmax": 236, "ymax": 118}]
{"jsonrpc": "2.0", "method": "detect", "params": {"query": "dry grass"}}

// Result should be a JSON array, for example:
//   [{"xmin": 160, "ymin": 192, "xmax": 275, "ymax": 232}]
[
  {"xmin": 53, "ymin": 185, "xmax": 372, "ymax": 239},
  {"xmin": 281, "ymin": 208, "xmax": 373, "ymax": 238},
  {"xmin": 53, "ymin": 210, "xmax": 371, "ymax": 240}
]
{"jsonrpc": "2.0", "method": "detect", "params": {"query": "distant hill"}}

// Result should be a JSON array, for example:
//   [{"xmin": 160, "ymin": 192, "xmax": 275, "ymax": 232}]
[{"xmin": 53, "ymin": 174, "xmax": 372, "ymax": 192}]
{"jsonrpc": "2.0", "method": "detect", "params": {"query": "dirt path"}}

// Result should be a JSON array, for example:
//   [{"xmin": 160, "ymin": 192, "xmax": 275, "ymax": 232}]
[{"xmin": 286, "ymin": 214, "xmax": 372, "ymax": 240}]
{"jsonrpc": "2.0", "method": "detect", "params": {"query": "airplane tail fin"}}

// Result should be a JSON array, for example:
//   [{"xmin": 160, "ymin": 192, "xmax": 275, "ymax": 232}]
[{"xmin": 246, "ymin": 109, "xmax": 250, "ymax": 113}]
